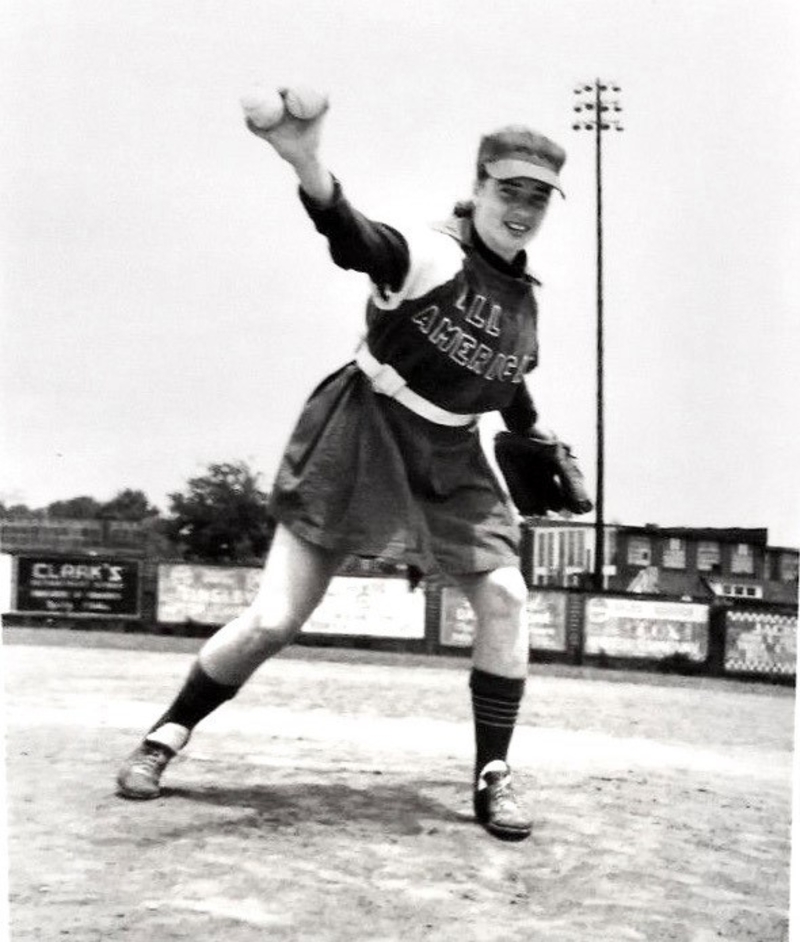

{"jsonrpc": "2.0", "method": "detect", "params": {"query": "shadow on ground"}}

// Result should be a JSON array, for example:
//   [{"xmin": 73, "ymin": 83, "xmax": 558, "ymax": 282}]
[{"xmin": 131, "ymin": 778, "xmax": 469, "ymax": 840}]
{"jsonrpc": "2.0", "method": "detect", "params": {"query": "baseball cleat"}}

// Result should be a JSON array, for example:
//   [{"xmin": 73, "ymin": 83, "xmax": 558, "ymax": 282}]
[
  {"xmin": 116, "ymin": 741, "xmax": 175, "ymax": 800},
  {"xmin": 473, "ymin": 760, "xmax": 532, "ymax": 841}
]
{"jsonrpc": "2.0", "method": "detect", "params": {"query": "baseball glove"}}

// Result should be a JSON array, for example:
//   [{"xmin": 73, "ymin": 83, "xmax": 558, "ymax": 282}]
[{"xmin": 494, "ymin": 431, "xmax": 594, "ymax": 517}]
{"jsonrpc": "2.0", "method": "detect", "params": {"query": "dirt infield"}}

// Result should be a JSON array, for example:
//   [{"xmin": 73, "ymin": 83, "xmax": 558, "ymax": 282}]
[{"xmin": 3, "ymin": 629, "xmax": 795, "ymax": 941}]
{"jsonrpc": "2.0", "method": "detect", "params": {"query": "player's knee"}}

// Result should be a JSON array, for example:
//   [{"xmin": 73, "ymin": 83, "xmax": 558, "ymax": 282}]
[
  {"xmin": 239, "ymin": 603, "xmax": 301, "ymax": 653},
  {"xmin": 482, "ymin": 568, "xmax": 528, "ymax": 621}
]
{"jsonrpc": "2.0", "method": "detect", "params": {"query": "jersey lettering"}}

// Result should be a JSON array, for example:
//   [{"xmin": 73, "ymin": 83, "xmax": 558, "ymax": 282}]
[
  {"xmin": 484, "ymin": 352, "xmax": 507, "ymax": 381},
  {"xmin": 450, "ymin": 333, "xmax": 478, "ymax": 366},
  {"xmin": 485, "ymin": 304, "xmax": 502, "ymax": 337},
  {"xmin": 456, "ymin": 285, "xmax": 489, "ymax": 330},
  {"xmin": 368, "ymin": 228, "xmax": 538, "ymax": 407},
  {"xmin": 411, "ymin": 305, "xmax": 440, "ymax": 334},
  {"xmin": 467, "ymin": 343, "xmax": 495, "ymax": 375}
]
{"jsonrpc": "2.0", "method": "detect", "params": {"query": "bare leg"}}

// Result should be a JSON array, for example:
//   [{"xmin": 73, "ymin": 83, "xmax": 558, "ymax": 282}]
[
  {"xmin": 116, "ymin": 524, "xmax": 342, "ymax": 798},
  {"xmin": 456, "ymin": 565, "xmax": 529, "ymax": 679},
  {"xmin": 200, "ymin": 523, "xmax": 343, "ymax": 685}
]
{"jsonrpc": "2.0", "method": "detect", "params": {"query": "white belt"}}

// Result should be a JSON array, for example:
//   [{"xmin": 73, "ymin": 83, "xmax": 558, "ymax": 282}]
[{"xmin": 354, "ymin": 344, "xmax": 477, "ymax": 428}]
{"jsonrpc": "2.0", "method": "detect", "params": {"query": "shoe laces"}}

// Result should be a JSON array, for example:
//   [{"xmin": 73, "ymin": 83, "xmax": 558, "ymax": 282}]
[
  {"xmin": 485, "ymin": 771, "xmax": 522, "ymax": 812},
  {"xmin": 492, "ymin": 773, "xmax": 515, "ymax": 799},
  {"xmin": 133, "ymin": 744, "xmax": 171, "ymax": 774}
]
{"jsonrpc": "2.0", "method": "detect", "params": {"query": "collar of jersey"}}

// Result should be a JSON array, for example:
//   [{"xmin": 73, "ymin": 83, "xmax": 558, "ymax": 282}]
[{"xmin": 431, "ymin": 214, "xmax": 542, "ymax": 286}]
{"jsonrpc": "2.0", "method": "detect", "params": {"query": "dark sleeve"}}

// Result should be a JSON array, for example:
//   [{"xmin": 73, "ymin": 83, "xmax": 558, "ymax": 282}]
[
  {"xmin": 298, "ymin": 179, "xmax": 410, "ymax": 295},
  {"xmin": 500, "ymin": 382, "xmax": 539, "ymax": 435}
]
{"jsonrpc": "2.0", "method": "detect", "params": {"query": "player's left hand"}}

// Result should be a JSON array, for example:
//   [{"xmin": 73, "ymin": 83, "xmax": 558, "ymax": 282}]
[
  {"xmin": 494, "ymin": 431, "xmax": 593, "ymax": 516},
  {"xmin": 528, "ymin": 424, "xmax": 558, "ymax": 443}
]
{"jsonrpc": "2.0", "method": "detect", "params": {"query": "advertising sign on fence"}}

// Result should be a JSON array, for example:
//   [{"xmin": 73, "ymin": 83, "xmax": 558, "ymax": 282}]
[
  {"xmin": 303, "ymin": 577, "xmax": 425, "ymax": 639},
  {"xmin": 439, "ymin": 587, "xmax": 567, "ymax": 651},
  {"xmin": 157, "ymin": 566, "xmax": 424, "ymax": 639},
  {"xmin": 438, "ymin": 588, "xmax": 474, "ymax": 648},
  {"xmin": 14, "ymin": 555, "xmax": 141, "ymax": 617},
  {"xmin": 157, "ymin": 564, "xmax": 261, "ymax": 625},
  {"xmin": 1, "ymin": 553, "xmax": 13, "ymax": 614},
  {"xmin": 527, "ymin": 593, "xmax": 568, "ymax": 651},
  {"xmin": 724, "ymin": 610, "xmax": 797, "ymax": 676},
  {"xmin": 584, "ymin": 596, "xmax": 709, "ymax": 660}
]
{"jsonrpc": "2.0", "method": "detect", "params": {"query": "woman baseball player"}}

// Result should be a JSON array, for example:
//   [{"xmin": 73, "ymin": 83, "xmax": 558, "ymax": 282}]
[{"xmin": 117, "ymin": 88, "xmax": 568, "ymax": 842}]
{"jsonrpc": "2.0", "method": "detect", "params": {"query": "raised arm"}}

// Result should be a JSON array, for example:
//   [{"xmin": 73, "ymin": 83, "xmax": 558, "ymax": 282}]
[
  {"xmin": 244, "ymin": 91, "xmax": 409, "ymax": 294},
  {"xmin": 244, "ymin": 92, "xmax": 335, "ymax": 205}
]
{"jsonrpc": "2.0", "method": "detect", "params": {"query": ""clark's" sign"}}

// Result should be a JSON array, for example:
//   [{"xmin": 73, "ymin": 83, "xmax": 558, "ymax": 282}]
[{"xmin": 14, "ymin": 555, "xmax": 141, "ymax": 617}]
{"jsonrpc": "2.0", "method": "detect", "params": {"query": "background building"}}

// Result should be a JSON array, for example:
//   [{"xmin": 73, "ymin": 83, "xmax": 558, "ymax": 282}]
[
  {"xmin": 525, "ymin": 518, "xmax": 798, "ymax": 605},
  {"xmin": 524, "ymin": 518, "xmax": 616, "ymax": 589},
  {"xmin": 0, "ymin": 517, "xmax": 146, "ymax": 556}
]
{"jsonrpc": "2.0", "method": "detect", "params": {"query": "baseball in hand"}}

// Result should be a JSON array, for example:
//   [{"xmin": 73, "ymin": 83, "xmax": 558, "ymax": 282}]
[
  {"xmin": 240, "ymin": 86, "xmax": 286, "ymax": 130},
  {"xmin": 283, "ymin": 85, "xmax": 329, "ymax": 121}
]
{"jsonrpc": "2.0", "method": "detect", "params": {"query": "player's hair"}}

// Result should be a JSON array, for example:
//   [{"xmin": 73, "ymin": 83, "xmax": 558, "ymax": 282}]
[
  {"xmin": 453, "ymin": 162, "xmax": 491, "ymax": 217},
  {"xmin": 453, "ymin": 199, "xmax": 474, "ymax": 218}
]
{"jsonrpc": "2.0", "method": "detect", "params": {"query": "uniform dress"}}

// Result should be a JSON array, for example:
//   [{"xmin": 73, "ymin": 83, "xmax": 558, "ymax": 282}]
[{"xmin": 269, "ymin": 181, "xmax": 542, "ymax": 577}]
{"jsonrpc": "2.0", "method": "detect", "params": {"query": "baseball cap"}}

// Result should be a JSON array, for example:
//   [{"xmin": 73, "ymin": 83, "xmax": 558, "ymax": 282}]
[{"xmin": 477, "ymin": 126, "xmax": 566, "ymax": 197}]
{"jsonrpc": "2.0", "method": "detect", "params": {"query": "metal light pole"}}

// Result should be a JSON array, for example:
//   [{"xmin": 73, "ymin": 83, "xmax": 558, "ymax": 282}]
[{"xmin": 572, "ymin": 80, "xmax": 623, "ymax": 591}]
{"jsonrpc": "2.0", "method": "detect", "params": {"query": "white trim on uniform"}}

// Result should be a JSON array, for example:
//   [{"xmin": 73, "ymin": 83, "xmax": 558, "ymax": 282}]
[
  {"xmin": 355, "ymin": 342, "xmax": 477, "ymax": 428},
  {"xmin": 370, "ymin": 225, "xmax": 465, "ymax": 311}
]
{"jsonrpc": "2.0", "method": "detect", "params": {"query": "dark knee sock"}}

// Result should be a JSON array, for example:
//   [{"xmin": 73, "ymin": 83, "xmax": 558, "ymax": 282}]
[
  {"xmin": 470, "ymin": 668, "xmax": 525, "ymax": 780},
  {"xmin": 148, "ymin": 661, "xmax": 239, "ymax": 735}
]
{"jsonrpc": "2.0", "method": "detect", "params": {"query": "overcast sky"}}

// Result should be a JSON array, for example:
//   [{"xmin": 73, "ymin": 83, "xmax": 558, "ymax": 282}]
[{"xmin": 2, "ymin": 0, "xmax": 799, "ymax": 548}]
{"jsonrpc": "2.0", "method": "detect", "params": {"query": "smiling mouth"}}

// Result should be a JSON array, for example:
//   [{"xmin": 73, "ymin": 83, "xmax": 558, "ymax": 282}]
[{"xmin": 504, "ymin": 222, "xmax": 530, "ymax": 236}]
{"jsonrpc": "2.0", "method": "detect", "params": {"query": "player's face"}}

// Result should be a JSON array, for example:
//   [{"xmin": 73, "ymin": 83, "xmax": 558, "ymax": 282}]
[{"xmin": 472, "ymin": 177, "xmax": 552, "ymax": 262}]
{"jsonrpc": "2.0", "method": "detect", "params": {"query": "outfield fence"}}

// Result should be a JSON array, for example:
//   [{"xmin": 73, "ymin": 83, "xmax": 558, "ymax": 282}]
[{"xmin": 1, "ymin": 553, "xmax": 796, "ymax": 683}]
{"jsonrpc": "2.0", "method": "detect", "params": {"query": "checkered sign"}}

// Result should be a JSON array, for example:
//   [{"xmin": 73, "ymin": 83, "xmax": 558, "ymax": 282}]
[{"xmin": 724, "ymin": 610, "xmax": 797, "ymax": 675}]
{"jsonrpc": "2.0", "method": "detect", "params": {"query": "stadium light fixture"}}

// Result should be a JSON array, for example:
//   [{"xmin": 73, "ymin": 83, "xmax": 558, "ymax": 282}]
[{"xmin": 571, "ymin": 78, "xmax": 625, "ymax": 591}]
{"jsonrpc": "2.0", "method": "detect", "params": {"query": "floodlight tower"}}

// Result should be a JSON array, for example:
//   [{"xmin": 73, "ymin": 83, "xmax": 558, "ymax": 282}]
[{"xmin": 572, "ymin": 79, "xmax": 624, "ymax": 591}]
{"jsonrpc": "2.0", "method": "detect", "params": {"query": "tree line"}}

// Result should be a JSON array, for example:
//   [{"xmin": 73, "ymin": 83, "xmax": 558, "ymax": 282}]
[{"xmin": 0, "ymin": 461, "xmax": 275, "ymax": 564}]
